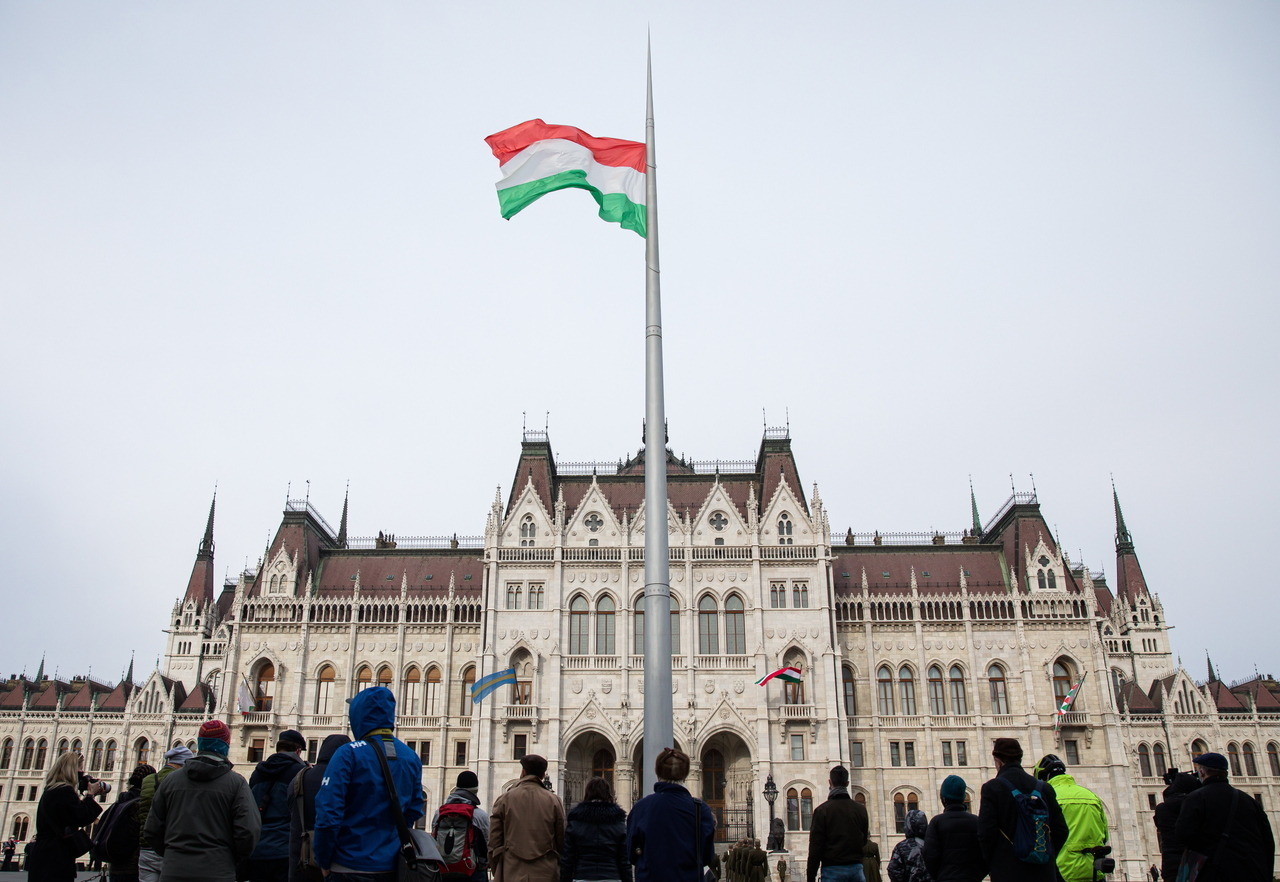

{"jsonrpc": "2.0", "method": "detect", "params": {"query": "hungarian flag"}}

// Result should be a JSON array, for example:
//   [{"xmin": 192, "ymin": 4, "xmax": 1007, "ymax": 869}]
[
  {"xmin": 237, "ymin": 681, "xmax": 254, "ymax": 716},
  {"xmin": 756, "ymin": 666, "xmax": 802, "ymax": 686},
  {"xmin": 1057, "ymin": 681, "xmax": 1083, "ymax": 716},
  {"xmin": 485, "ymin": 119, "xmax": 647, "ymax": 237}
]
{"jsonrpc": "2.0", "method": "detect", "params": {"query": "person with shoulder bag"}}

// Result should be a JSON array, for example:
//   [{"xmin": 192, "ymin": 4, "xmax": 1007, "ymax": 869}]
[
  {"xmin": 27, "ymin": 751, "xmax": 110, "ymax": 882},
  {"xmin": 287, "ymin": 734, "xmax": 348, "ymax": 882}
]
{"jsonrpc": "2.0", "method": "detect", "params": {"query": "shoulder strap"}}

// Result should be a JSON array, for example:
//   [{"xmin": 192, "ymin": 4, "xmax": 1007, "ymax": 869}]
[
  {"xmin": 368, "ymin": 738, "xmax": 416, "ymax": 860},
  {"xmin": 691, "ymin": 797, "xmax": 702, "ymax": 882}
]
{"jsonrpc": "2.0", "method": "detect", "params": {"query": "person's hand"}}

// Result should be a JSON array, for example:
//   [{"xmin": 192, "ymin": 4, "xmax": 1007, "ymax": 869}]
[{"xmin": 86, "ymin": 781, "xmax": 107, "ymax": 797}]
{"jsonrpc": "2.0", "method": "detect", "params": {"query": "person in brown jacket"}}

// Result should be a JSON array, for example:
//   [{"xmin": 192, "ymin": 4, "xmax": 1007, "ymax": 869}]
[
  {"xmin": 490, "ymin": 754, "xmax": 565, "ymax": 882},
  {"xmin": 805, "ymin": 765, "xmax": 869, "ymax": 882}
]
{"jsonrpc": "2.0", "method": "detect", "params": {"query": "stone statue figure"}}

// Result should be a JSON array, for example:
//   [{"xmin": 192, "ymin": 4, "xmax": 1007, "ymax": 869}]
[{"xmin": 767, "ymin": 817, "xmax": 785, "ymax": 851}]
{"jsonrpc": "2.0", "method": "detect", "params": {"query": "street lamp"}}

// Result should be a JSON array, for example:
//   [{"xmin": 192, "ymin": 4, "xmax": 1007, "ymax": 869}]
[{"xmin": 762, "ymin": 774, "xmax": 778, "ymax": 820}]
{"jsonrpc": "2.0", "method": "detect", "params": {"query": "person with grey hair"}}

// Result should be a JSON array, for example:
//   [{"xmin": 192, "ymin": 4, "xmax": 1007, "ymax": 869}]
[{"xmin": 137, "ymin": 745, "xmax": 194, "ymax": 882}]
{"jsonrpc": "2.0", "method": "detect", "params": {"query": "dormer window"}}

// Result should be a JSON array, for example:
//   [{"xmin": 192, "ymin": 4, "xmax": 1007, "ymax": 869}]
[
  {"xmin": 520, "ymin": 516, "xmax": 536, "ymax": 547},
  {"xmin": 777, "ymin": 513, "xmax": 794, "ymax": 545}
]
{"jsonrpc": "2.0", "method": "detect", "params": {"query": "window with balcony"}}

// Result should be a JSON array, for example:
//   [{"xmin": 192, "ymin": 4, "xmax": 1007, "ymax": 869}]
[
  {"xmin": 725, "ymin": 595, "xmax": 746, "ymax": 655},
  {"xmin": 928, "ymin": 666, "xmax": 946, "ymax": 716},
  {"xmin": 424, "ymin": 667, "xmax": 442, "ymax": 715},
  {"xmin": 569, "ymin": 596, "xmax": 590, "ymax": 655},
  {"xmin": 842, "ymin": 666, "xmax": 857, "ymax": 716},
  {"xmin": 596, "ymin": 596, "xmax": 616, "ymax": 655},
  {"xmin": 988, "ymin": 664, "xmax": 1009, "ymax": 715},
  {"xmin": 402, "ymin": 667, "xmax": 422, "ymax": 715},
  {"xmin": 255, "ymin": 661, "xmax": 276, "ymax": 711},
  {"xmin": 949, "ymin": 666, "xmax": 968, "ymax": 714},
  {"xmin": 698, "ymin": 596, "xmax": 719, "ymax": 655},
  {"xmin": 877, "ymin": 666, "xmax": 895, "ymax": 715},
  {"xmin": 460, "ymin": 667, "xmax": 475, "ymax": 717},
  {"xmin": 898, "ymin": 666, "xmax": 917, "ymax": 715},
  {"xmin": 315, "ymin": 665, "xmax": 336, "ymax": 714}
]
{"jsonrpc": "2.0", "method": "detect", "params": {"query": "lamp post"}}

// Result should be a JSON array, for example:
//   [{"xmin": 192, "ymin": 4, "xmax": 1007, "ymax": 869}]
[{"xmin": 763, "ymin": 774, "xmax": 778, "ymax": 820}]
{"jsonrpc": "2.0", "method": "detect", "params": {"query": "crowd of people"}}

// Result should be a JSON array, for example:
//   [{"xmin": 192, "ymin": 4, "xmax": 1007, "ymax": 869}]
[{"xmin": 11, "ymin": 693, "xmax": 1276, "ymax": 882}]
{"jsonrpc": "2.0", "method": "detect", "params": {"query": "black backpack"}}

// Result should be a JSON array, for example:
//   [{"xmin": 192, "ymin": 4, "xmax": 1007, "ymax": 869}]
[
  {"xmin": 91, "ymin": 798, "xmax": 140, "ymax": 865},
  {"xmin": 1001, "ymin": 779, "xmax": 1053, "ymax": 865}
]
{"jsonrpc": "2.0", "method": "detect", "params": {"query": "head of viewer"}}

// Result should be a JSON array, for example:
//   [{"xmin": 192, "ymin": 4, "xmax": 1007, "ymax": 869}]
[
  {"xmin": 655, "ymin": 747, "xmax": 690, "ymax": 782},
  {"xmin": 520, "ymin": 753, "xmax": 548, "ymax": 779},
  {"xmin": 828, "ymin": 765, "xmax": 849, "ymax": 788},
  {"xmin": 991, "ymin": 737, "xmax": 1022, "ymax": 767},
  {"xmin": 1034, "ymin": 754, "xmax": 1067, "ymax": 782},
  {"xmin": 584, "ymin": 776, "xmax": 615, "ymax": 803},
  {"xmin": 1193, "ymin": 752, "xmax": 1229, "ymax": 780},
  {"xmin": 277, "ymin": 729, "xmax": 306, "ymax": 754}
]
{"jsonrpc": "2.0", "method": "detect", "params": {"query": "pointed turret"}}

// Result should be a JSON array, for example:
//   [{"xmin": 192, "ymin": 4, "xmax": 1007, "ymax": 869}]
[
  {"xmin": 970, "ymin": 481, "xmax": 983, "ymax": 537},
  {"xmin": 34, "ymin": 655, "xmax": 44, "ymax": 682},
  {"xmin": 1112, "ymin": 482, "xmax": 1151, "ymax": 601},
  {"xmin": 336, "ymin": 485, "xmax": 349, "ymax": 548},
  {"xmin": 1206, "ymin": 652, "xmax": 1219, "ymax": 683},
  {"xmin": 125, "ymin": 653, "xmax": 134, "ymax": 686},
  {"xmin": 183, "ymin": 493, "xmax": 217, "ymax": 606}
]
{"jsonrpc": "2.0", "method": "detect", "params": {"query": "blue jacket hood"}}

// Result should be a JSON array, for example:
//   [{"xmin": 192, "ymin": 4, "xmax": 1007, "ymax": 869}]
[{"xmin": 348, "ymin": 686, "xmax": 395, "ymax": 738}]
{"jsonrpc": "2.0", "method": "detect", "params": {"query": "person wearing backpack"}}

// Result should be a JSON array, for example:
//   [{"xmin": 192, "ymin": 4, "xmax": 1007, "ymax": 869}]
[
  {"xmin": 247, "ymin": 730, "xmax": 308, "ymax": 882},
  {"xmin": 885, "ymin": 810, "xmax": 930, "ymax": 882},
  {"xmin": 94, "ymin": 763, "xmax": 157, "ymax": 882},
  {"xmin": 976, "ymin": 738, "xmax": 1067, "ymax": 882},
  {"xmin": 430, "ymin": 770, "xmax": 490, "ymax": 882},
  {"xmin": 287, "ymin": 734, "xmax": 348, "ymax": 882},
  {"xmin": 1033, "ymin": 755, "xmax": 1108, "ymax": 882},
  {"xmin": 137, "ymin": 746, "xmax": 194, "ymax": 882}
]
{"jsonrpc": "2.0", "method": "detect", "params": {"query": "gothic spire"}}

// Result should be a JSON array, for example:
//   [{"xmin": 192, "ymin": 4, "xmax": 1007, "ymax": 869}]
[
  {"xmin": 1113, "ymin": 480, "xmax": 1133, "ymax": 554},
  {"xmin": 1206, "ymin": 652, "xmax": 1218, "ymax": 683},
  {"xmin": 184, "ymin": 493, "xmax": 218, "ymax": 606},
  {"xmin": 125, "ymin": 652, "xmax": 135, "ymax": 685},
  {"xmin": 198, "ymin": 490, "xmax": 216, "ymax": 561},
  {"xmin": 336, "ymin": 483, "xmax": 349, "ymax": 548},
  {"xmin": 1112, "ymin": 480, "xmax": 1150, "ymax": 601},
  {"xmin": 34, "ymin": 654, "xmax": 44, "ymax": 683},
  {"xmin": 970, "ymin": 479, "xmax": 982, "ymax": 536}
]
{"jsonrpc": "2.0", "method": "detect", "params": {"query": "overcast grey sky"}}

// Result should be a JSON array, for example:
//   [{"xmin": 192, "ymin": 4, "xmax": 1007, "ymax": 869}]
[{"xmin": 2, "ymin": 2, "xmax": 1277, "ymax": 685}]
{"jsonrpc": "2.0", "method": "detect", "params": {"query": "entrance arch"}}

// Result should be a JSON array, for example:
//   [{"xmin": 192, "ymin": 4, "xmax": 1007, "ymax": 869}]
[
  {"xmin": 564, "ymin": 731, "xmax": 617, "ymax": 809},
  {"xmin": 700, "ymin": 731, "xmax": 754, "ymax": 842}
]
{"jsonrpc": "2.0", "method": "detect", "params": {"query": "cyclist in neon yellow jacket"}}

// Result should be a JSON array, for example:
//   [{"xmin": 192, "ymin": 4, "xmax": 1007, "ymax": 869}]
[{"xmin": 1034, "ymin": 755, "xmax": 1109, "ymax": 882}]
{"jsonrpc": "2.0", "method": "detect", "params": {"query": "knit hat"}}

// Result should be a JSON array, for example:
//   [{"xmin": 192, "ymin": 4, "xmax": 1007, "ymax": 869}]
[
  {"xmin": 1193, "ymin": 752, "xmax": 1229, "ymax": 771},
  {"xmin": 457, "ymin": 770, "xmax": 479, "ymax": 789},
  {"xmin": 198, "ymin": 720, "xmax": 232, "ymax": 743},
  {"xmin": 278, "ymin": 729, "xmax": 306, "ymax": 750},
  {"xmin": 164, "ymin": 745, "xmax": 194, "ymax": 765},
  {"xmin": 940, "ymin": 774, "xmax": 967, "ymax": 804},
  {"xmin": 992, "ymin": 737, "xmax": 1023, "ymax": 763}
]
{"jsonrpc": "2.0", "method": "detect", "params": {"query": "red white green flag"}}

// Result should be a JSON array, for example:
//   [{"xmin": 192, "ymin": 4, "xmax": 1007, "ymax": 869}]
[
  {"xmin": 756, "ymin": 666, "xmax": 802, "ymax": 686},
  {"xmin": 484, "ymin": 119, "xmax": 647, "ymax": 237}
]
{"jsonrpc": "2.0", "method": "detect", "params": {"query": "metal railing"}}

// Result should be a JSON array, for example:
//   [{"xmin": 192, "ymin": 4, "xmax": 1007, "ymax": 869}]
[
  {"xmin": 831, "ymin": 531, "xmax": 967, "ymax": 546},
  {"xmin": 286, "ymin": 499, "xmax": 338, "ymax": 539},
  {"xmin": 347, "ymin": 535, "xmax": 484, "ymax": 550},
  {"xmin": 982, "ymin": 492, "xmax": 1038, "ymax": 534}
]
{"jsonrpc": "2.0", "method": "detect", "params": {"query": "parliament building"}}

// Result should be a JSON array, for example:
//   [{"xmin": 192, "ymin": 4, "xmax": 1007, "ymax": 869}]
[{"xmin": 3, "ymin": 429, "xmax": 1278, "ymax": 878}]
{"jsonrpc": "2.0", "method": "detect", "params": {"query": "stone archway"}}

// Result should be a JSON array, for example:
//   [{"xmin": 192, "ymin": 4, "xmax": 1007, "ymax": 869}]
[
  {"xmin": 700, "ymin": 731, "xmax": 754, "ymax": 842},
  {"xmin": 564, "ymin": 730, "xmax": 617, "ymax": 810}
]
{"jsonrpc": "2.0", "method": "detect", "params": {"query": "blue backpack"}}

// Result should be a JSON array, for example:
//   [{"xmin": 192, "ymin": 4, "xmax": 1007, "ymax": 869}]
[{"xmin": 1002, "ymin": 779, "xmax": 1053, "ymax": 865}]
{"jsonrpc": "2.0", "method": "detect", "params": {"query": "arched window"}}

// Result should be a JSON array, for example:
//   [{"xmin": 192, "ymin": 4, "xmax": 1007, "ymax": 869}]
[
  {"xmin": 949, "ymin": 666, "xmax": 968, "ymax": 714},
  {"xmin": 356, "ymin": 665, "xmax": 373, "ymax": 692},
  {"xmin": 569, "ymin": 596, "xmax": 590, "ymax": 655},
  {"xmin": 512, "ymin": 651, "xmax": 534, "ymax": 705},
  {"xmin": 842, "ymin": 666, "xmax": 857, "ymax": 716},
  {"xmin": 784, "ymin": 651, "xmax": 806, "ymax": 705},
  {"xmin": 987, "ymin": 664, "xmax": 1009, "ymax": 714},
  {"xmin": 133, "ymin": 738, "xmax": 148, "ymax": 767},
  {"xmin": 777, "ymin": 513, "xmax": 793, "ymax": 545},
  {"xmin": 799, "ymin": 788, "xmax": 814, "ymax": 830},
  {"xmin": 877, "ymin": 666, "xmax": 895, "ymax": 715},
  {"xmin": 1138, "ymin": 744, "xmax": 1152, "ymax": 777},
  {"xmin": 104, "ymin": 740, "xmax": 117, "ymax": 772},
  {"xmin": 315, "ymin": 665, "xmax": 336, "ymax": 714},
  {"xmin": 898, "ymin": 666, "xmax": 917, "ymax": 716},
  {"xmin": 596, "ymin": 596, "xmax": 616, "ymax": 655},
  {"xmin": 1228, "ymin": 743, "xmax": 1242, "ymax": 776},
  {"xmin": 0, "ymin": 738, "xmax": 10, "ymax": 770},
  {"xmin": 20, "ymin": 739, "xmax": 34, "ymax": 770},
  {"xmin": 377, "ymin": 667, "xmax": 393, "ymax": 689},
  {"xmin": 255, "ymin": 661, "xmax": 275, "ymax": 711},
  {"xmin": 1037, "ymin": 570, "xmax": 1047, "ymax": 591},
  {"xmin": 507, "ymin": 583, "xmax": 522, "ymax": 609},
  {"xmin": 786, "ymin": 787, "xmax": 803, "ymax": 830},
  {"xmin": 698, "ymin": 596, "xmax": 719, "ymax": 655},
  {"xmin": 1047, "ymin": 570, "xmax": 1057, "ymax": 590},
  {"xmin": 1243, "ymin": 742, "xmax": 1258, "ymax": 777},
  {"xmin": 1052, "ymin": 659, "xmax": 1075, "ymax": 707},
  {"xmin": 927, "ymin": 666, "xmax": 946, "ymax": 715},
  {"xmin": 893, "ymin": 792, "xmax": 920, "ymax": 834},
  {"xmin": 72, "ymin": 739, "xmax": 82, "ymax": 755},
  {"xmin": 1191, "ymin": 739, "xmax": 1208, "ymax": 760},
  {"xmin": 402, "ymin": 667, "xmax": 422, "ymax": 715},
  {"xmin": 460, "ymin": 667, "xmax": 476, "ymax": 717},
  {"xmin": 1153, "ymin": 742, "xmax": 1168, "ymax": 776},
  {"xmin": 10, "ymin": 815, "xmax": 29, "ymax": 842},
  {"xmin": 592, "ymin": 748, "xmax": 616, "ymax": 787},
  {"xmin": 90, "ymin": 740, "xmax": 104, "ymax": 771},
  {"xmin": 1267, "ymin": 742, "xmax": 1280, "ymax": 777},
  {"xmin": 725, "ymin": 595, "xmax": 746, "ymax": 655},
  {"xmin": 520, "ymin": 516, "xmax": 536, "ymax": 547},
  {"xmin": 425, "ymin": 667, "xmax": 442, "ymax": 715},
  {"xmin": 57, "ymin": 739, "xmax": 68, "ymax": 757}
]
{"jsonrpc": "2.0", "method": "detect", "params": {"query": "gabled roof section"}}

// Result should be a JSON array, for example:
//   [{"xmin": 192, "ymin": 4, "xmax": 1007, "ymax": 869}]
[
  {"xmin": 1118, "ymin": 680, "xmax": 1158, "ymax": 713},
  {"xmin": 28, "ymin": 678, "xmax": 70, "ymax": 710},
  {"xmin": 1206, "ymin": 680, "xmax": 1248, "ymax": 712},
  {"xmin": 61, "ymin": 678, "xmax": 115, "ymax": 710},
  {"xmin": 184, "ymin": 494, "xmax": 217, "ymax": 606},
  {"xmin": 1112, "ymin": 486, "xmax": 1151, "ymax": 601},
  {"xmin": 249, "ymin": 500, "xmax": 340, "ymax": 598},
  {"xmin": 981, "ymin": 493, "xmax": 1058, "ymax": 594},
  {"xmin": 97, "ymin": 679, "xmax": 137, "ymax": 711},
  {"xmin": 178, "ymin": 682, "xmax": 213, "ymax": 712},
  {"xmin": 758, "ymin": 431, "xmax": 808, "ymax": 516},
  {"xmin": 1229, "ymin": 677, "xmax": 1280, "ymax": 711},
  {"xmin": 507, "ymin": 433, "xmax": 555, "ymax": 518}
]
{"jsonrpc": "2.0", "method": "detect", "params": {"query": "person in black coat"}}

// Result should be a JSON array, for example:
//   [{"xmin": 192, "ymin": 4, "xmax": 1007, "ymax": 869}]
[
  {"xmin": 1152, "ymin": 769, "xmax": 1199, "ymax": 882},
  {"xmin": 562, "ymin": 776, "xmax": 632, "ymax": 882},
  {"xmin": 102, "ymin": 763, "xmax": 158, "ymax": 882},
  {"xmin": 976, "ymin": 738, "xmax": 1068, "ymax": 882},
  {"xmin": 923, "ymin": 775, "xmax": 985, "ymax": 882},
  {"xmin": 1173, "ymin": 752, "xmax": 1274, "ymax": 882},
  {"xmin": 248, "ymin": 730, "xmax": 308, "ymax": 882},
  {"xmin": 287, "ymin": 734, "xmax": 348, "ymax": 882},
  {"xmin": 26, "ymin": 751, "xmax": 109, "ymax": 882}
]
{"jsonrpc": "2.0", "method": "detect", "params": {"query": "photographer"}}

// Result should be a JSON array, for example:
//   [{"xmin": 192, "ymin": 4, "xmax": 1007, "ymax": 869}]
[{"xmin": 26, "ymin": 752, "xmax": 110, "ymax": 882}]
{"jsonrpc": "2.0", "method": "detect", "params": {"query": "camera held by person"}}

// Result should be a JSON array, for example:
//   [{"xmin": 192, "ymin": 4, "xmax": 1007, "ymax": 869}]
[{"xmin": 78, "ymin": 773, "xmax": 111, "ymax": 796}]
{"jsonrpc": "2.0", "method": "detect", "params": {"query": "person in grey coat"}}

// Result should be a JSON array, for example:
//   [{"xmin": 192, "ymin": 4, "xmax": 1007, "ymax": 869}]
[{"xmin": 144, "ymin": 720, "xmax": 261, "ymax": 882}]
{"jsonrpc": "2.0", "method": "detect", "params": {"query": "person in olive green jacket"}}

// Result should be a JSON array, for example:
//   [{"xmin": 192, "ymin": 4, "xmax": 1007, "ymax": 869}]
[
  {"xmin": 137, "ymin": 746, "xmax": 194, "ymax": 882},
  {"xmin": 1034, "ymin": 755, "xmax": 1108, "ymax": 882},
  {"xmin": 862, "ymin": 840, "xmax": 882, "ymax": 882}
]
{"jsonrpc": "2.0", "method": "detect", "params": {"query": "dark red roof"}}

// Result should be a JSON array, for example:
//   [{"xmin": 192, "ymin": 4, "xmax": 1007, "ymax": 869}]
[
  {"xmin": 1116, "ymin": 550, "xmax": 1150, "ymax": 601},
  {"xmin": 314, "ymin": 552, "xmax": 483, "ymax": 597},
  {"xmin": 832, "ymin": 547, "xmax": 1008, "ymax": 595},
  {"xmin": 1093, "ymin": 587, "xmax": 1113, "ymax": 615},
  {"xmin": 178, "ymin": 683, "xmax": 212, "ymax": 712},
  {"xmin": 1119, "ymin": 680, "xmax": 1158, "ymax": 712},
  {"xmin": 1206, "ymin": 680, "xmax": 1247, "ymax": 712},
  {"xmin": 97, "ymin": 680, "xmax": 135, "ymax": 711},
  {"xmin": 62, "ymin": 679, "xmax": 114, "ymax": 710}
]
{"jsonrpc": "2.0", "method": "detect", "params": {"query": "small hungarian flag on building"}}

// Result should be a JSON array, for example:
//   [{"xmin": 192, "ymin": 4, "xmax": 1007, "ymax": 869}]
[
  {"xmin": 237, "ymin": 681, "xmax": 254, "ymax": 716},
  {"xmin": 1057, "ymin": 680, "xmax": 1083, "ymax": 716},
  {"xmin": 756, "ymin": 666, "xmax": 802, "ymax": 687},
  {"xmin": 485, "ymin": 119, "xmax": 647, "ymax": 237}
]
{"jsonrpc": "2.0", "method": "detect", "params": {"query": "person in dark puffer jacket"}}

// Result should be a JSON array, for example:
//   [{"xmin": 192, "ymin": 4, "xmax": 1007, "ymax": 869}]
[
  {"xmin": 562, "ymin": 777, "xmax": 631, "ymax": 882},
  {"xmin": 247, "ymin": 730, "xmax": 307, "ymax": 882},
  {"xmin": 287, "ymin": 734, "xmax": 349, "ymax": 882},
  {"xmin": 1152, "ymin": 770, "xmax": 1199, "ymax": 882},
  {"xmin": 922, "ymin": 776, "xmax": 984, "ymax": 882}
]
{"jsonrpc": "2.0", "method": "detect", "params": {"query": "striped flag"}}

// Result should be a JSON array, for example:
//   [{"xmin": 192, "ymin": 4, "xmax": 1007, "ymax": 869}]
[
  {"xmin": 471, "ymin": 668, "xmax": 518, "ymax": 704},
  {"xmin": 1054, "ymin": 671, "xmax": 1087, "ymax": 729},
  {"xmin": 484, "ymin": 119, "xmax": 647, "ymax": 237},
  {"xmin": 756, "ymin": 666, "xmax": 802, "ymax": 687}
]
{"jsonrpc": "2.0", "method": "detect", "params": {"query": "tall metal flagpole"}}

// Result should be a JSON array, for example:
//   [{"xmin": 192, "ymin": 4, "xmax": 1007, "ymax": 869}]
[{"xmin": 641, "ymin": 40, "xmax": 674, "ymax": 798}]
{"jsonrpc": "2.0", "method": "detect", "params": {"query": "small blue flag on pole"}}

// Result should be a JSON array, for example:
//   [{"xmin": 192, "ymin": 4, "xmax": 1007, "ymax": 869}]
[{"xmin": 471, "ymin": 668, "xmax": 517, "ymax": 704}]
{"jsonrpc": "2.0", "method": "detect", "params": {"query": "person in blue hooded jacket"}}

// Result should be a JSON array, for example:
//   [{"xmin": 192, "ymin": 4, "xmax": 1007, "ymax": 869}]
[{"xmin": 312, "ymin": 687, "xmax": 424, "ymax": 882}]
